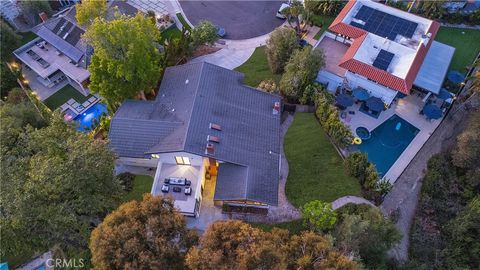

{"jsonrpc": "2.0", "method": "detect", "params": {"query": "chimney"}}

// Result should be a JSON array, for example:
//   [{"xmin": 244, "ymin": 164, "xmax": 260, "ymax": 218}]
[
  {"xmin": 273, "ymin": 101, "xmax": 280, "ymax": 115},
  {"xmin": 205, "ymin": 143, "xmax": 215, "ymax": 155},
  {"xmin": 39, "ymin": 12, "xmax": 48, "ymax": 23}
]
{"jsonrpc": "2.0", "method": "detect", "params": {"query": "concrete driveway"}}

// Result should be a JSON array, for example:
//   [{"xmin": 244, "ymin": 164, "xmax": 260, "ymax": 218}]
[{"xmin": 179, "ymin": 0, "xmax": 285, "ymax": 40}]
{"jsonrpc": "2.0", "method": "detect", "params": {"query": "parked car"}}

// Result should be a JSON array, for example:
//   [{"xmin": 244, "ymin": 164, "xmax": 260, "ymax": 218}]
[{"xmin": 276, "ymin": 3, "xmax": 290, "ymax": 19}]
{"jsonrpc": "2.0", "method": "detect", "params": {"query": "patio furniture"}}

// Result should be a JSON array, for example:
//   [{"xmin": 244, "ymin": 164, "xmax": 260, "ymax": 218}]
[
  {"xmin": 172, "ymin": 186, "xmax": 181, "ymax": 193},
  {"xmin": 185, "ymin": 180, "xmax": 191, "ymax": 186},
  {"xmin": 184, "ymin": 187, "xmax": 192, "ymax": 195},
  {"xmin": 365, "ymin": 97, "xmax": 384, "ymax": 112},
  {"xmin": 348, "ymin": 111, "xmax": 355, "ymax": 115},
  {"xmin": 88, "ymin": 96, "xmax": 97, "ymax": 103},
  {"xmin": 164, "ymin": 178, "xmax": 170, "ymax": 184},
  {"xmin": 161, "ymin": 184, "xmax": 169, "ymax": 193},
  {"xmin": 82, "ymin": 101, "xmax": 90, "ymax": 107},
  {"xmin": 447, "ymin": 70, "xmax": 464, "ymax": 84},
  {"xmin": 67, "ymin": 99, "xmax": 75, "ymax": 105},
  {"xmin": 352, "ymin": 87, "xmax": 369, "ymax": 101},
  {"xmin": 335, "ymin": 93, "xmax": 354, "ymax": 107},
  {"xmin": 423, "ymin": 104, "xmax": 443, "ymax": 119},
  {"xmin": 167, "ymin": 177, "xmax": 186, "ymax": 186}
]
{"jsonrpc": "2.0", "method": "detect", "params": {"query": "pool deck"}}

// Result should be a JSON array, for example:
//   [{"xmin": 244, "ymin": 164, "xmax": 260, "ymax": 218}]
[{"xmin": 341, "ymin": 92, "xmax": 442, "ymax": 183}]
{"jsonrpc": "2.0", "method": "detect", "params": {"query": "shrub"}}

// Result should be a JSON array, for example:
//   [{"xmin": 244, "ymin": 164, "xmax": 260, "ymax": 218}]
[
  {"xmin": 344, "ymin": 152, "xmax": 369, "ymax": 182},
  {"xmin": 191, "ymin": 20, "xmax": 218, "ymax": 46},
  {"xmin": 257, "ymin": 79, "xmax": 279, "ymax": 95},
  {"xmin": 116, "ymin": 172, "xmax": 135, "ymax": 192},
  {"xmin": 301, "ymin": 200, "xmax": 337, "ymax": 232}
]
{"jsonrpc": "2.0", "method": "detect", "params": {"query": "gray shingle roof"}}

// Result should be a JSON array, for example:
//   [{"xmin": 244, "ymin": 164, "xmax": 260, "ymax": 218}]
[{"xmin": 109, "ymin": 62, "xmax": 281, "ymax": 205}]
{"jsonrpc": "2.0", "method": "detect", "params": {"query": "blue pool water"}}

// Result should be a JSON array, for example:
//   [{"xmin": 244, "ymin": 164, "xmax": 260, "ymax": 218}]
[
  {"xmin": 353, "ymin": 114, "xmax": 419, "ymax": 176},
  {"xmin": 74, "ymin": 103, "xmax": 108, "ymax": 132}
]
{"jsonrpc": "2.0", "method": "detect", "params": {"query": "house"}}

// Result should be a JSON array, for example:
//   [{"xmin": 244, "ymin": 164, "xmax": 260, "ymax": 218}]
[
  {"xmin": 108, "ymin": 62, "xmax": 281, "ymax": 217},
  {"xmin": 13, "ymin": 9, "xmax": 91, "ymax": 99},
  {"xmin": 315, "ymin": 0, "xmax": 455, "ymax": 105}
]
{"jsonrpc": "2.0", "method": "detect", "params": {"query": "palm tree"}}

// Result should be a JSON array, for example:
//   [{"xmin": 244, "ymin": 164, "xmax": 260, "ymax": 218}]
[{"xmin": 283, "ymin": 0, "xmax": 305, "ymax": 35}]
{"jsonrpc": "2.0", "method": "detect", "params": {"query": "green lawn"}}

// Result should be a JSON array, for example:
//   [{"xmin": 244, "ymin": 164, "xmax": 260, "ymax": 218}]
[
  {"xmin": 311, "ymin": 15, "xmax": 335, "ymax": 40},
  {"xmin": 251, "ymin": 219, "xmax": 304, "ymax": 235},
  {"xmin": 234, "ymin": 46, "xmax": 281, "ymax": 87},
  {"xmin": 121, "ymin": 175, "xmax": 154, "ymax": 202},
  {"xmin": 284, "ymin": 113, "xmax": 361, "ymax": 207},
  {"xmin": 161, "ymin": 26, "xmax": 182, "ymax": 43},
  {"xmin": 176, "ymin": 13, "xmax": 192, "ymax": 31},
  {"xmin": 43, "ymin": 84, "xmax": 92, "ymax": 110},
  {"xmin": 435, "ymin": 27, "xmax": 480, "ymax": 73}
]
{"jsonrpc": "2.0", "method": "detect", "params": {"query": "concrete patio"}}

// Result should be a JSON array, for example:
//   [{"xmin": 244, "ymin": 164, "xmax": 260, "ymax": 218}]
[{"xmin": 341, "ymin": 91, "xmax": 442, "ymax": 183}]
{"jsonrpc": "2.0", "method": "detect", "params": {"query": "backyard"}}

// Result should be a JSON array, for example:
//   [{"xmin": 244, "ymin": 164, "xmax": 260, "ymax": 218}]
[
  {"xmin": 121, "ymin": 175, "xmax": 154, "ymax": 202},
  {"xmin": 43, "ymin": 84, "xmax": 92, "ymax": 110},
  {"xmin": 435, "ymin": 27, "xmax": 480, "ymax": 73},
  {"xmin": 311, "ymin": 14, "xmax": 335, "ymax": 40},
  {"xmin": 160, "ymin": 26, "xmax": 182, "ymax": 43},
  {"xmin": 234, "ymin": 46, "xmax": 281, "ymax": 87},
  {"xmin": 284, "ymin": 113, "xmax": 361, "ymax": 207}
]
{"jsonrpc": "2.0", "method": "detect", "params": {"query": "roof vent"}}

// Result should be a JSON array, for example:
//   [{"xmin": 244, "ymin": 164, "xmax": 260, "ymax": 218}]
[
  {"xmin": 185, "ymin": 79, "xmax": 189, "ymax": 84},
  {"xmin": 273, "ymin": 102, "xmax": 280, "ymax": 115},
  {"xmin": 207, "ymin": 135, "xmax": 220, "ymax": 143},
  {"xmin": 209, "ymin": 123, "xmax": 221, "ymax": 131},
  {"xmin": 205, "ymin": 143, "xmax": 215, "ymax": 155}
]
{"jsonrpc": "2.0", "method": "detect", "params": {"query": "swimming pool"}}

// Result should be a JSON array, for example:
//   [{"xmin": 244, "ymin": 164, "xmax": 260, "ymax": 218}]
[
  {"xmin": 74, "ymin": 103, "xmax": 108, "ymax": 132},
  {"xmin": 353, "ymin": 114, "xmax": 419, "ymax": 176}
]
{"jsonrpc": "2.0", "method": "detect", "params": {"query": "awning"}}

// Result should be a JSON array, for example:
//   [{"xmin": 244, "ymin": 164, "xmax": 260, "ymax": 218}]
[
  {"xmin": 423, "ymin": 104, "xmax": 443, "ymax": 119},
  {"xmin": 365, "ymin": 96, "xmax": 384, "ymax": 112},
  {"xmin": 414, "ymin": 41, "xmax": 455, "ymax": 94},
  {"xmin": 335, "ymin": 93, "xmax": 354, "ymax": 107}
]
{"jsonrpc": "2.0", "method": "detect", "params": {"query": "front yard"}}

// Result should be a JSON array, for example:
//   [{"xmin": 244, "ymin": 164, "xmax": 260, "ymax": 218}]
[
  {"xmin": 121, "ymin": 175, "xmax": 154, "ymax": 202},
  {"xmin": 284, "ymin": 113, "xmax": 361, "ymax": 207},
  {"xmin": 435, "ymin": 27, "xmax": 480, "ymax": 73},
  {"xmin": 234, "ymin": 46, "xmax": 281, "ymax": 87}
]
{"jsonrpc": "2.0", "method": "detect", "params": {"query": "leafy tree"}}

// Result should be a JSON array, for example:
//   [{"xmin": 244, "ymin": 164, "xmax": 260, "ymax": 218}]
[
  {"xmin": 305, "ymin": 0, "xmax": 346, "ymax": 16},
  {"xmin": 363, "ymin": 163, "xmax": 379, "ymax": 189},
  {"xmin": 115, "ymin": 172, "xmax": 135, "ymax": 192},
  {"xmin": 85, "ymin": 14, "xmax": 161, "ymax": 109},
  {"xmin": 442, "ymin": 196, "xmax": 480, "ymax": 269},
  {"xmin": 418, "ymin": 0, "xmax": 445, "ymax": 19},
  {"xmin": 299, "ymin": 82, "xmax": 318, "ymax": 105},
  {"xmin": 0, "ymin": 21, "xmax": 21, "ymax": 62},
  {"xmin": 301, "ymin": 200, "xmax": 337, "ymax": 231},
  {"xmin": 186, "ymin": 220, "xmax": 357, "ymax": 270},
  {"xmin": 1, "ymin": 62, "xmax": 19, "ymax": 98},
  {"xmin": 191, "ymin": 20, "xmax": 218, "ymax": 47},
  {"xmin": 75, "ymin": 0, "xmax": 107, "ymax": 28},
  {"xmin": 90, "ymin": 194, "xmax": 197, "ymax": 270},
  {"xmin": 265, "ymin": 27, "xmax": 298, "ymax": 74},
  {"xmin": 0, "ymin": 114, "xmax": 121, "ymax": 259},
  {"xmin": 287, "ymin": 231, "xmax": 358, "ymax": 270},
  {"xmin": 280, "ymin": 46, "xmax": 325, "ymax": 102},
  {"xmin": 452, "ymin": 110, "xmax": 480, "ymax": 170},
  {"xmin": 257, "ymin": 79, "xmax": 279, "ymax": 94},
  {"xmin": 344, "ymin": 152, "xmax": 369, "ymax": 183},
  {"xmin": 162, "ymin": 27, "xmax": 193, "ymax": 67},
  {"xmin": 334, "ymin": 204, "xmax": 401, "ymax": 269},
  {"xmin": 19, "ymin": 0, "xmax": 53, "ymax": 26}
]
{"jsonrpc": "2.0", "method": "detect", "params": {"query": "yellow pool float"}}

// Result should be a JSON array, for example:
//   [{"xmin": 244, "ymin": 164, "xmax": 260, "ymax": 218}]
[{"xmin": 352, "ymin": 137, "xmax": 362, "ymax": 145}]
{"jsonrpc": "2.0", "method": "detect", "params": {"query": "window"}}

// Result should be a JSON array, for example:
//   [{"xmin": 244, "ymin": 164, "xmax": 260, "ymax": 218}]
[{"xmin": 175, "ymin": 156, "xmax": 191, "ymax": 165}]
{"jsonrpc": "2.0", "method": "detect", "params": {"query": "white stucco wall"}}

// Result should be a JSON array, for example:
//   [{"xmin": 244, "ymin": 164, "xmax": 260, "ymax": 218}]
[{"xmin": 346, "ymin": 71, "xmax": 398, "ymax": 105}]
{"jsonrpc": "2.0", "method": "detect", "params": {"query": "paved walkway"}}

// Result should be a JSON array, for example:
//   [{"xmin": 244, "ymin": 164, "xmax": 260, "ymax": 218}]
[
  {"xmin": 331, "ymin": 196, "xmax": 375, "ymax": 210},
  {"xmin": 233, "ymin": 113, "xmax": 302, "ymax": 224},
  {"xmin": 189, "ymin": 31, "xmax": 273, "ymax": 70}
]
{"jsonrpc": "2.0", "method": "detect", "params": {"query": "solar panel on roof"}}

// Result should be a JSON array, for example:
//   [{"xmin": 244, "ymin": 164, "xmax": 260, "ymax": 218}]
[
  {"xmin": 58, "ymin": 21, "xmax": 73, "ymax": 37},
  {"xmin": 350, "ymin": 21, "xmax": 365, "ymax": 29},
  {"xmin": 65, "ymin": 27, "xmax": 84, "ymax": 46},
  {"xmin": 373, "ymin": 49, "xmax": 394, "ymax": 71},
  {"xmin": 352, "ymin": 5, "xmax": 419, "ymax": 40},
  {"xmin": 52, "ymin": 18, "xmax": 66, "ymax": 34}
]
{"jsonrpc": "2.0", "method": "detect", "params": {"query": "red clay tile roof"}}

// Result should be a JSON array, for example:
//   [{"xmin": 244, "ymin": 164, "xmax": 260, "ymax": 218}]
[{"xmin": 328, "ymin": 0, "xmax": 440, "ymax": 94}]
